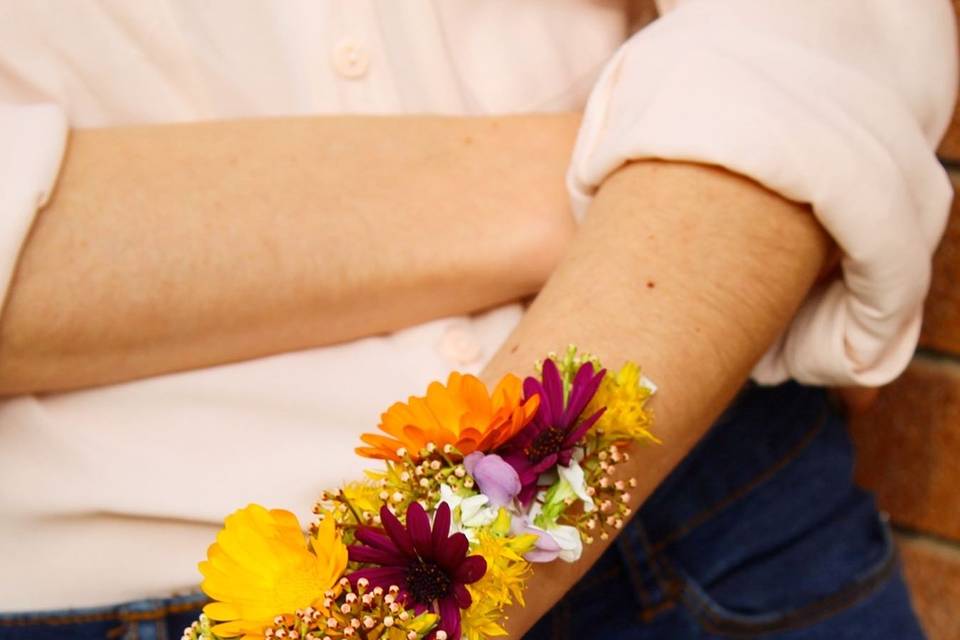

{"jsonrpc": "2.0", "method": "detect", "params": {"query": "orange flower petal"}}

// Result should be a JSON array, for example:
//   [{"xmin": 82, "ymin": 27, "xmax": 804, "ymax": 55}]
[{"xmin": 357, "ymin": 372, "xmax": 539, "ymax": 461}]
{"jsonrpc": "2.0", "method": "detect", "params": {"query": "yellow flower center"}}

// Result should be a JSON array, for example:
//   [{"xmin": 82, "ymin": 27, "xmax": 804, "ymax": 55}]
[{"xmin": 272, "ymin": 561, "xmax": 329, "ymax": 612}]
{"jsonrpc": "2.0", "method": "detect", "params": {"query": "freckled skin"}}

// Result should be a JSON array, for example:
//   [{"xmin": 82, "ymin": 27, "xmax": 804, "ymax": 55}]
[{"xmin": 480, "ymin": 161, "xmax": 830, "ymax": 637}]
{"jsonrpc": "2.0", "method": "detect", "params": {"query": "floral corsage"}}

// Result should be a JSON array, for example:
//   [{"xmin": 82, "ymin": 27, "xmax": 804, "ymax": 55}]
[{"xmin": 184, "ymin": 347, "xmax": 657, "ymax": 640}]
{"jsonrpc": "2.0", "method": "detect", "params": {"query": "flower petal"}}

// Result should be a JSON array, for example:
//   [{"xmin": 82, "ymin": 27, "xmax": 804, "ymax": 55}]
[
  {"xmin": 406, "ymin": 502, "xmax": 434, "ymax": 560},
  {"xmin": 355, "ymin": 527, "xmax": 401, "ymax": 554},
  {"xmin": 462, "ymin": 451, "xmax": 483, "ymax": 476},
  {"xmin": 556, "ymin": 459, "xmax": 595, "ymax": 511},
  {"xmin": 541, "ymin": 358, "xmax": 566, "ymax": 424},
  {"xmin": 348, "ymin": 545, "xmax": 406, "ymax": 566},
  {"xmin": 564, "ymin": 364, "xmax": 605, "ymax": 426},
  {"xmin": 453, "ymin": 582, "xmax": 472, "ymax": 609},
  {"xmin": 468, "ymin": 453, "xmax": 521, "ymax": 507},
  {"xmin": 524, "ymin": 548, "xmax": 561, "ymax": 563},
  {"xmin": 551, "ymin": 524, "xmax": 585, "ymax": 563},
  {"xmin": 523, "ymin": 375, "xmax": 551, "ymax": 427},
  {"xmin": 432, "ymin": 501, "xmax": 451, "ymax": 551},
  {"xmin": 380, "ymin": 506, "xmax": 415, "ymax": 558},
  {"xmin": 518, "ymin": 483, "xmax": 540, "ymax": 507},
  {"xmin": 530, "ymin": 453, "xmax": 559, "ymax": 476},
  {"xmin": 435, "ymin": 531, "xmax": 468, "ymax": 572},
  {"xmin": 437, "ymin": 595, "xmax": 462, "ymax": 640},
  {"xmin": 453, "ymin": 555, "xmax": 487, "ymax": 584},
  {"xmin": 563, "ymin": 407, "xmax": 605, "ymax": 449}
]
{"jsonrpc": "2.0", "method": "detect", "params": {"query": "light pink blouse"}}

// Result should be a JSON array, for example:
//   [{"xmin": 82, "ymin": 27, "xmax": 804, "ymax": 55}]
[{"xmin": 0, "ymin": 0, "xmax": 955, "ymax": 611}]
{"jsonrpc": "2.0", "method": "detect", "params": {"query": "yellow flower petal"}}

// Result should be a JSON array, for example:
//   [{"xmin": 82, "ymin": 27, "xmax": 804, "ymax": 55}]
[{"xmin": 199, "ymin": 504, "xmax": 347, "ymax": 637}]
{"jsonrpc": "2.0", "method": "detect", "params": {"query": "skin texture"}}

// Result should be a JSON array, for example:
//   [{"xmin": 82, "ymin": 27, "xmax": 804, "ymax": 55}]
[
  {"xmin": 477, "ymin": 160, "xmax": 832, "ymax": 637},
  {"xmin": 0, "ymin": 114, "xmax": 580, "ymax": 395},
  {"xmin": 0, "ymin": 113, "xmax": 867, "ymax": 629}
]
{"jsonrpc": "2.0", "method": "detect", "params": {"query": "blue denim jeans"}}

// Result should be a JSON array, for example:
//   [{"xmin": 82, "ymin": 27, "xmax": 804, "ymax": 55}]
[
  {"xmin": 0, "ymin": 383, "xmax": 924, "ymax": 639},
  {"xmin": 0, "ymin": 592, "xmax": 208, "ymax": 640},
  {"xmin": 525, "ymin": 382, "xmax": 925, "ymax": 639}
]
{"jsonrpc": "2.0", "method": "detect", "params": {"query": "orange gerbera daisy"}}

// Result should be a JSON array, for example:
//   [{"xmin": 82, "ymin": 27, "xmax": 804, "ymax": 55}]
[{"xmin": 357, "ymin": 372, "xmax": 539, "ymax": 461}]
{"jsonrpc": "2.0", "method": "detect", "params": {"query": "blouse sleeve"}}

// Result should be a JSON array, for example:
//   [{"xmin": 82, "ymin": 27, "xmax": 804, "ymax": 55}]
[
  {"xmin": 569, "ymin": 0, "xmax": 958, "ymax": 386},
  {"xmin": 0, "ymin": 102, "xmax": 68, "ymax": 314}
]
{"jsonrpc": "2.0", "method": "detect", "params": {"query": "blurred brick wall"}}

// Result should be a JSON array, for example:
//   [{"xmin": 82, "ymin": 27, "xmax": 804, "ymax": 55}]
[
  {"xmin": 627, "ymin": 0, "xmax": 960, "ymax": 634},
  {"xmin": 849, "ymin": 4, "xmax": 960, "ymax": 636}
]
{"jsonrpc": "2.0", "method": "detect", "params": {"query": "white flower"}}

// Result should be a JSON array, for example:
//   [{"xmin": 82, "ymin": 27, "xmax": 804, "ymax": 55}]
[
  {"xmin": 549, "ymin": 525, "xmax": 584, "ymax": 562},
  {"xmin": 437, "ymin": 484, "xmax": 499, "ymax": 541},
  {"xmin": 520, "ymin": 502, "xmax": 583, "ymax": 563},
  {"xmin": 641, "ymin": 374, "xmax": 658, "ymax": 394},
  {"xmin": 556, "ymin": 459, "xmax": 595, "ymax": 513}
]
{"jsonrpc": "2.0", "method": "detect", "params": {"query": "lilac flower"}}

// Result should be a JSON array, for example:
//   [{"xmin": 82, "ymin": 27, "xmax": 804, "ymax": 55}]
[
  {"xmin": 511, "ymin": 512, "xmax": 584, "ymax": 563},
  {"xmin": 463, "ymin": 452, "xmax": 521, "ymax": 507},
  {"xmin": 347, "ymin": 502, "xmax": 487, "ymax": 640},
  {"xmin": 500, "ymin": 359, "xmax": 606, "ymax": 504},
  {"xmin": 511, "ymin": 517, "xmax": 562, "ymax": 562}
]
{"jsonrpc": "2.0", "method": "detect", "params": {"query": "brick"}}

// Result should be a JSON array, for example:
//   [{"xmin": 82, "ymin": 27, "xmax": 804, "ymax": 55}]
[
  {"xmin": 849, "ymin": 357, "xmax": 960, "ymax": 541},
  {"xmin": 919, "ymin": 170, "xmax": 960, "ymax": 354},
  {"xmin": 941, "ymin": 111, "xmax": 960, "ymax": 164},
  {"xmin": 938, "ymin": 1, "xmax": 960, "ymax": 162},
  {"xmin": 898, "ymin": 534, "xmax": 960, "ymax": 640}
]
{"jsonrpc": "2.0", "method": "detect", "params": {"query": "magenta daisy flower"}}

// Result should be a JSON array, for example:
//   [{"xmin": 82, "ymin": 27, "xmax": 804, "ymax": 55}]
[
  {"xmin": 501, "ymin": 358, "xmax": 606, "ymax": 504},
  {"xmin": 347, "ymin": 501, "xmax": 486, "ymax": 640}
]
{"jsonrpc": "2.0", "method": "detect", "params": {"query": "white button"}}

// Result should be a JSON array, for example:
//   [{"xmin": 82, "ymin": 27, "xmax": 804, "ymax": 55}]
[
  {"xmin": 332, "ymin": 37, "xmax": 369, "ymax": 79},
  {"xmin": 439, "ymin": 325, "xmax": 483, "ymax": 366}
]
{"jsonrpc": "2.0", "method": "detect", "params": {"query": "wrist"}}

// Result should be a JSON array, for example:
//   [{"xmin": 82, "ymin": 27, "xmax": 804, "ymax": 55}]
[{"xmin": 480, "ymin": 113, "xmax": 582, "ymax": 296}]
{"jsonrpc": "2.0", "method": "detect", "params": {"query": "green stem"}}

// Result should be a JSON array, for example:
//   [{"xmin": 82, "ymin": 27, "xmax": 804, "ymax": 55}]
[{"xmin": 338, "ymin": 489, "xmax": 364, "ymax": 525}]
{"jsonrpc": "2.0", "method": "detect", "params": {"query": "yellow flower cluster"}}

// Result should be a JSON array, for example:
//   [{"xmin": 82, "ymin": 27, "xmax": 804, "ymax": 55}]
[
  {"xmin": 190, "ymin": 349, "xmax": 658, "ymax": 640},
  {"xmin": 311, "ymin": 480, "xmax": 386, "ymax": 546},
  {"xmin": 342, "ymin": 478, "xmax": 385, "ymax": 514},
  {"xmin": 588, "ymin": 361, "xmax": 658, "ymax": 448},
  {"xmin": 460, "ymin": 598, "xmax": 511, "ymax": 640},
  {"xmin": 460, "ymin": 528, "xmax": 538, "ymax": 639}
]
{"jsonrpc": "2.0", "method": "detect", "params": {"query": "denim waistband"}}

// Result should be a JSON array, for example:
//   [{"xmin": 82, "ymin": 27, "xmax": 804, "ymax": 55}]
[{"xmin": 0, "ymin": 591, "xmax": 207, "ymax": 639}]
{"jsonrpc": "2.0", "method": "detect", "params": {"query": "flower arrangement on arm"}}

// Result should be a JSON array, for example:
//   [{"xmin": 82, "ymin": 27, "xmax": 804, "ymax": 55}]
[{"xmin": 184, "ymin": 347, "xmax": 656, "ymax": 640}]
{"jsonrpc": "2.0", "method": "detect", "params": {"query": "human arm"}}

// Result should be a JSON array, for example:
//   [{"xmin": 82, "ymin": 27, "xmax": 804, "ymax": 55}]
[
  {"xmin": 479, "ymin": 0, "xmax": 957, "ymax": 632},
  {"xmin": 0, "ymin": 113, "xmax": 580, "ymax": 395},
  {"xmin": 480, "ymin": 160, "xmax": 830, "ymax": 635},
  {"xmin": 568, "ymin": 0, "xmax": 957, "ymax": 388}
]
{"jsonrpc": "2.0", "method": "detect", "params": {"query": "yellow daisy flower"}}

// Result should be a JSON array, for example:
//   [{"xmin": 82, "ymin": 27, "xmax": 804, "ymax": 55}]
[{"xmin": 199, "ymin": 504, "xmax": 348, "ymax": 639}]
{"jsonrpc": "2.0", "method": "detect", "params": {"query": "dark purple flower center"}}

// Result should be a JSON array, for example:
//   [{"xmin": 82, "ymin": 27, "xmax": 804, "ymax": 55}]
[
  {"xmin": 406, "ymin": 560, "xmax": 452, "ymax": 603},
  {"xmin": 525, "ymin": 426, "xmax": 567, "ymax": 462}
]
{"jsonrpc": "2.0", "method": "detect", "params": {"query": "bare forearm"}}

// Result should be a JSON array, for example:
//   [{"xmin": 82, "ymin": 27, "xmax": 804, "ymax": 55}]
[
  {"xmin": 0, "ymin": 114, "xmax": 580, "ymax": 395},
  {"xmin": 479, "ymin": 160, "xmax": 830, "ymax": 636}
]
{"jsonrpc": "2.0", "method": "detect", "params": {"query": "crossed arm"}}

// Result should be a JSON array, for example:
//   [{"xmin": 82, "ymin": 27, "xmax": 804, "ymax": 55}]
[
  {"xmin": 479, "ymin": 160, "xmax": 830, "ymax": 636},
  {"xmin": 0, "ymin": 114, "xmax": 580, "ymax": 395},
  {"xmin": 2, "ymin": 114, "xmax": 830, "ymax": 633}
]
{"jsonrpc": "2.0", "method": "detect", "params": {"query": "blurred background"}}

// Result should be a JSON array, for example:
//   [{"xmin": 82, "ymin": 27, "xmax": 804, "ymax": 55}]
[
  {"xmin": 625, "ymin": 0, "xmax": 960, "ymax": 637},
  {"xmin": 846, "ymin": 2, "xmax": 960, "ymax": 637}
]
